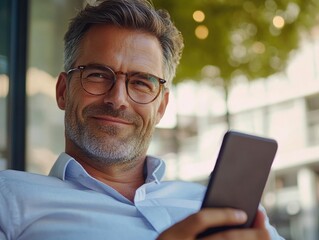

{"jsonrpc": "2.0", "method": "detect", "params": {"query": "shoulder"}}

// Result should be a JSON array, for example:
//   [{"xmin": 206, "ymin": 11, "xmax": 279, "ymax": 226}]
[
  {"xmin": 0, "ymin": 169, "xmax": 54, "ymax": 181},
  {"xmin": 0, "ymin": 170, "xmax": 71, "ymax": 212},
  {"xmin": 0, "ymin": 169, "xmax": 64, "ymax": 192},
  {"xmin": 0, "ymin": 169, "xmax": 42, "ymax": 183}
]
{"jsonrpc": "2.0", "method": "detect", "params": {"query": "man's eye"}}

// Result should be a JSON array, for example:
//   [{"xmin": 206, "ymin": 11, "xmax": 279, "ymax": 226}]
[
  {"xmin": 85, "ymin": 72, "xmax": 113, "ymax": 81},
  {"xmin": 132, "ymin": 80, "xmax": 148, "ymax": 86},
  {"xmin": 130, "ymin": 79, "xmax": 156, "ymax": 92},
  {"xmin": 88, "ymin": 72, "xmax": 105, "ymax": 78}
]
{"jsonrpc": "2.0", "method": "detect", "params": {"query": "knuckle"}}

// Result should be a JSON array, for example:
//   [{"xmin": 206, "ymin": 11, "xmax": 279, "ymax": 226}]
[
  {"xmin": 218, "ymin": 228, "xmax": 271, "ymax": 240},
  {"xmin": 191, "ymin": 211, "xmax": 208, "ymax": 225},
  {"xmin": 224, "ymin": 209, "xmax": 238, "ymax": 222},
  {"xmin": 217, "ymin": 231, "xmax": 236, "ymax": 240},
  {"xmin": 257, "ymin": 229, "xmax": 271, "ymax": 239}
]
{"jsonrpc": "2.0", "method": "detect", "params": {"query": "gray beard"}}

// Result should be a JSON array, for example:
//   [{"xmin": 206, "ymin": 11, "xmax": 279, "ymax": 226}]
[
  {"xmin": 64, "ymin": 104, "xmax": 154, "ymax": 166},
  {"xmin": 65, "ymin": 99, "xmax": 155, "ymax": 165}
]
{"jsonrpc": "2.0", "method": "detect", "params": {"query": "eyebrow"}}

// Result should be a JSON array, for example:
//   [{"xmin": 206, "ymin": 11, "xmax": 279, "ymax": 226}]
[
  {"xmin": 79, "ymin": 61, "xmax": 164, "ymax": 81},
  {"xmin": 85, "ymin": 63, "xmax": 158, "ymax": 76},
  {"xmin": 84, "ymin": 62, "xmax": 112, "ymax": 69}
]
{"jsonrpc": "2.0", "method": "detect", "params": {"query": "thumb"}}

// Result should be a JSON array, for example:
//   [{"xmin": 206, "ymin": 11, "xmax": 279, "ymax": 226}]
[{"xmin": 253, "ymin": 209, "xmax": 266, "ymax": 229}]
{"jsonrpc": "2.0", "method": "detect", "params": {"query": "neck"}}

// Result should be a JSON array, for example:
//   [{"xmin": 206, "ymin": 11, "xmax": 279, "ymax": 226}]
[{"xmin": 67, "ymin": 151, "xmax": 147, "ymax": 202}]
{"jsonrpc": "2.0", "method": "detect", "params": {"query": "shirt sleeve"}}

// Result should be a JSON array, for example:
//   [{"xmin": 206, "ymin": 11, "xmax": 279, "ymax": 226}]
[
  {"xmin": 259, "ymin": 205, "xmax": 285, "ymax": 240},
  {"xmin": 0, "ymin": 173, "xmax": 15, "ymax": 240},
  {"xmin": 0, "ymin": 227, "xmax": 7, "ymax": 240}
]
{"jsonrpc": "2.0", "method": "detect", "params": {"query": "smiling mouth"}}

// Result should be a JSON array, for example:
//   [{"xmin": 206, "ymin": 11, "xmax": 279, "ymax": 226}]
[{"xmin": 91, "ymin": 116, "xmax": 132, "ymax": 125}]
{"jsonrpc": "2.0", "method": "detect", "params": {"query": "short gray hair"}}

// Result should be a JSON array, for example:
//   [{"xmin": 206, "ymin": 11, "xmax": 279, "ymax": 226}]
[{"xmin": 64, "ymin": 0, "xmax": 184, "ymax": 85}]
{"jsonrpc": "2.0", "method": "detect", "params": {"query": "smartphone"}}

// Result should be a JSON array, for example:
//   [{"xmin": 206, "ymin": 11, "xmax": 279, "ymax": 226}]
[{"xmin": 197, "ymin": 130, "xmax": 278, "ymax": 238}]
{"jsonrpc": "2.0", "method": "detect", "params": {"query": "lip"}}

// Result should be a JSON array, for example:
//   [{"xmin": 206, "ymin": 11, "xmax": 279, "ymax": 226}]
[{"xmin": 91, "ymin": 115, "xmax": 132, "ymax": 125}]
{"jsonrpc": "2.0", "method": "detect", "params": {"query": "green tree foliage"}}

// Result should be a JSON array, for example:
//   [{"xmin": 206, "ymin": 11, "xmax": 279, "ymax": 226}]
[{"xmin": 153, "ymin": 0, "xmax": 319, "ymax": 84}]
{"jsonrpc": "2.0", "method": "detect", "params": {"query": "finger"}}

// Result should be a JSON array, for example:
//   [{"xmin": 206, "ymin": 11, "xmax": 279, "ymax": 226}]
[
  {"xmin": 204, "ymin": 227, "xmax": 270, "ymax": 240},
  {"xmin": 252, "ymin": 209, "xmax": 266, "ymax": 229},
  {"xmin": 186, "ymin": 208, "xmax": 247, "ymax": 235},
  {"xmin": 157, "ymin": 208, "xmax": 247, "ymax": 240}
]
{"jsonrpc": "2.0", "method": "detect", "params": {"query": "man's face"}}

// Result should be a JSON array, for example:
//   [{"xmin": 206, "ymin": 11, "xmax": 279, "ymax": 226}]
[{"xmin": 56, "ymin": 25, "xmax": 168, "ymax": 166}]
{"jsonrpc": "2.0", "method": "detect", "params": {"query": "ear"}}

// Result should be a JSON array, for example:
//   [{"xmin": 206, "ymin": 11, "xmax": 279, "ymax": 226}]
[
  {"xmin": 155, "ymin": 90, "xmax": 169, "ymax": 124},
  {"xmin": 56, "ymin": 72, "xmax": 67, "ymax": 110}
]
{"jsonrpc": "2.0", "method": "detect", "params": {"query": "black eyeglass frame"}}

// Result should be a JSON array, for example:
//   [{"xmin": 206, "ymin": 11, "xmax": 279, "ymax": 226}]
[{"xmin": 67, "ymin": 64, "xmax": 167, "ymax": 104}]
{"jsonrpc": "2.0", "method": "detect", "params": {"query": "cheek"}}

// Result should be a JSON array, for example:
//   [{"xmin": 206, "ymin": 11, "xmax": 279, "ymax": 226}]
[
  {"xmin": 65, "ymin": 87, "xmax": 89, "ymax": 120},
  {"xmin": 137, "ymin": 106, "xmax": 159, "ymax": 130}
]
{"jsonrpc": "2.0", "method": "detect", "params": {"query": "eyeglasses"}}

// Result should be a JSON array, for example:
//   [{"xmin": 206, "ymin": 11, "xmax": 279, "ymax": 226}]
[{"xmin": 67, "ymin": 64, "xmax": 167, "ymax": 104}]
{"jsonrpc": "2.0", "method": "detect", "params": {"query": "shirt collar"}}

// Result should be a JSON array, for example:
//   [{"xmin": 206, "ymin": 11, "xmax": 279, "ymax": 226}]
[
  {"xmin": 145, "ymin": 155, "xmax": 165, "ymax": 183},
  {"xmin": 49, "ymin": 152, "xmax": 166, "ymax": 183},
  {"xmin": 48, "ymin": 152, "xmax": 74, "ymax": 180}
]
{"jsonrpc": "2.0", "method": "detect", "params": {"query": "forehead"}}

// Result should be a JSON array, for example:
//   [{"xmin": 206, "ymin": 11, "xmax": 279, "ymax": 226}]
[{"xmin": 76, "ymin": 25, "xmax": 163, "ymax": 75}]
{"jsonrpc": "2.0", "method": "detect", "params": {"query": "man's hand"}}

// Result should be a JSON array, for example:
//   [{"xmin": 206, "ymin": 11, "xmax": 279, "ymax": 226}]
[{"xmin": 157, "ymin": 208, "xmax": 270, "ymax": 240}]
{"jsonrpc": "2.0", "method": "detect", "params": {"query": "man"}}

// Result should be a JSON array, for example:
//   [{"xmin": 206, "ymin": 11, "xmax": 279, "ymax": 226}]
[{"xmin": 0, "ymin": 0, "xmax": 284, "ymax": 239}]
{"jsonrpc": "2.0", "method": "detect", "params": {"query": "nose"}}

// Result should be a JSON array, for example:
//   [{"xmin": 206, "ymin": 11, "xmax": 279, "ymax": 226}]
[{"xmin": 103, "ymin": 74, "xmax": 129, "ymax": 109}]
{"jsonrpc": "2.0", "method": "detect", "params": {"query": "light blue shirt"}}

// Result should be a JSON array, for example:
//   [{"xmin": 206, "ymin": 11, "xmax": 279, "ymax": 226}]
[{"xmin": 0, "ymin": 153, "xmax": 284, "ymax": 240}]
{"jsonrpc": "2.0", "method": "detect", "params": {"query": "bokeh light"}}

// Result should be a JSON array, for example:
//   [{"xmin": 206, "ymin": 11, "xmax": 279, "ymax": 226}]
[
  {"xmin": 273, "ymin": 15, "xmax": 285, "ymax": 29},
  {"xmin": 193, "ymin": 10, "xmax": 205, "ymax": 23},
  {"xmin": 195, "ymin": 25, "xmax": 209, "ymax": 40}
]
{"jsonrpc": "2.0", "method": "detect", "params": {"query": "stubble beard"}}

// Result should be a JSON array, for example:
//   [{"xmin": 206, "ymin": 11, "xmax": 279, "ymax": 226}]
[{"xmin": 64, "ymin": 103, "xmax": 154, "ymax": 166}]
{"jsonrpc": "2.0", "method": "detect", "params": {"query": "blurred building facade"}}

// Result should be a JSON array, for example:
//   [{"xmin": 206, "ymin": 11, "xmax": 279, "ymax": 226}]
[
  {"xmin": 1, "ymin": 1, "xmax": 319, "ymax": 240},
  {"xmin": 150, "ymin": 36, "xmax": 319, "ymax": 240}
]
